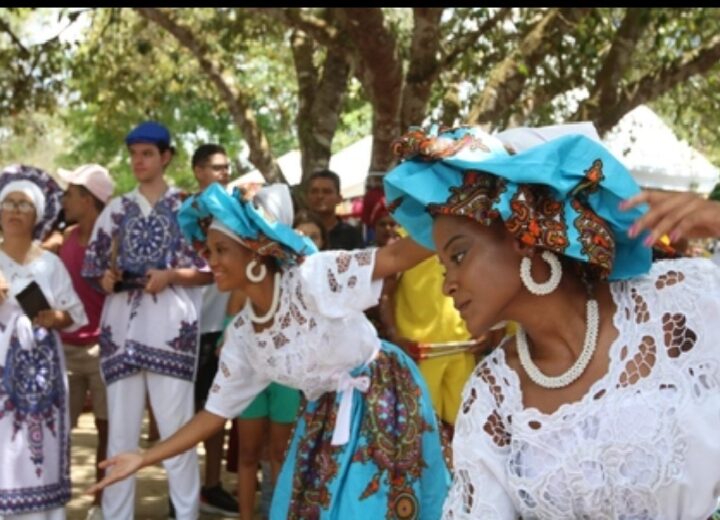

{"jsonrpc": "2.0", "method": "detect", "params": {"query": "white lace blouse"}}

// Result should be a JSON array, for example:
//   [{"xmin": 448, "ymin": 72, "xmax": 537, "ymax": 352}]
[
  {"xmin": 205, "ymin": 249, "xmax": 382, "ymax": 418},
  {"xmin": 444, "ymin": 258, "xmax": 720, "ymax": 520}
]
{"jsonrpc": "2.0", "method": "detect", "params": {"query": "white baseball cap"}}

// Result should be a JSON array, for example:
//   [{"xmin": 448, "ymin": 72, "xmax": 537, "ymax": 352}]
[{"xmin": 57, "ymin": 164, "xmax": 115, "ymax": 203}]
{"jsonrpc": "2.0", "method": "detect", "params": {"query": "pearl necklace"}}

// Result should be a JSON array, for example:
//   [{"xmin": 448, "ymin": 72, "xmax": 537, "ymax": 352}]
[
  {"xmin": 516, "ymin": 298, "xmax": 599, "ymax": 389},
  {"xmin": 248, "ymin": 272, "xmax": 281, "ymax": 324}
]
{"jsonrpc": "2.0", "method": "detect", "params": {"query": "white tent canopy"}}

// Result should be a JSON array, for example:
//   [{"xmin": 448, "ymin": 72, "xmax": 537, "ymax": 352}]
[
  {"xmin": 603, "ymin": 105, "xmax": 719, "ymax": 194},
  {"xmin": 231, "ymin": 137, "xmax": 373, "ymax": 199}
]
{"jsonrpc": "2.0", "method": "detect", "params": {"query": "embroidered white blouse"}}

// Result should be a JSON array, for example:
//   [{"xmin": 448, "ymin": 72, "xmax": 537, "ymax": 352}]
[
  {"xmin": 206, "ymin": 249, "xmax": 382, "ymax": 420},
  {"xmin": 443, "ymin": 258, "xmax": 720, "ymax": 519}
]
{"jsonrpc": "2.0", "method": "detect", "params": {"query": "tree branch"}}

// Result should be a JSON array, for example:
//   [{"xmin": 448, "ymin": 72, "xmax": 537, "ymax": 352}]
[
  {"xmin": 573, "ymin": 8, "xmax": 652, "ymax": 122},
  {"xmin": 441, "ymin": 7, "xmax": 512, "ymax": 69},
  {"xmin": 593, "ymin": 33, "xmax": 720, "ymax": 134},
  {"xmin": 467, "ymin": 7, "xmax": 592, "ymax": 127},
  {"xmin": 134, "ymin": 7, "xmax": 285, "ymax": 183}
]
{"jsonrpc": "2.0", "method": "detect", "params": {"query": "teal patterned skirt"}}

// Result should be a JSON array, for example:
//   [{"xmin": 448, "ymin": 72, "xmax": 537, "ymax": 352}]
[{"xmin": 271, "ymin": 341, "xmax": 451, "ymax": 519}]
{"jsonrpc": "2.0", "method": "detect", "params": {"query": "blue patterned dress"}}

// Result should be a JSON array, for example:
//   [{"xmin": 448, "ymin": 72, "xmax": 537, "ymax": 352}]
[
  {"xmin": 0, "ymin": 249, "xmax": 87, "ymax": 517},
  {"xmin": 206, "ymin": 249, "xmax": 451, "ymax": 519}
]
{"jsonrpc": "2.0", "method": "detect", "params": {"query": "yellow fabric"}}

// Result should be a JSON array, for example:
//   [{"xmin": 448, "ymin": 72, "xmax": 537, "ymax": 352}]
[
  {"xmin": 394, "ymin": 254, "xmax": 471, "ymax": 343},
  {"xmin": 419, "ymin": 352, "xmax": 475, "ymax": 425}
]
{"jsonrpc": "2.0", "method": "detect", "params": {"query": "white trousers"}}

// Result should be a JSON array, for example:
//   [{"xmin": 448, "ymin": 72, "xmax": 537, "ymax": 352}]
[
  {"xmin": 0, "ymin": 508, "xmax": 64, "ymax": 520},
  {"xmin": 102, "ymin": 371, "xmax": 199, "ymax": 520}
]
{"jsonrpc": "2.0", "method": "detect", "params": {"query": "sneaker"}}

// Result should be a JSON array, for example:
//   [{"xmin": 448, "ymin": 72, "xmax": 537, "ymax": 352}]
[
  {"xmin": 168, "ymin": 498, "xmax": 176, "ymax": 519},
  {"xmin": 200, "ymin": 484, "xmax": 240, "ymax": 517},
  {"xmin": 85, "ymin": 506, "xmax": 104, "ymax": 520}
]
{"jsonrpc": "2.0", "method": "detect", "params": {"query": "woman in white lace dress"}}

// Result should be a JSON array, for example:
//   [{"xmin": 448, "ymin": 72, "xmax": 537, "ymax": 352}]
[
  {"xmin": 384, "ymin": 125, "xmax": 720, "ymax": 519},
  {"xmin": 88, "ymin": 182, "xmax": 451, "ymax": 519}
]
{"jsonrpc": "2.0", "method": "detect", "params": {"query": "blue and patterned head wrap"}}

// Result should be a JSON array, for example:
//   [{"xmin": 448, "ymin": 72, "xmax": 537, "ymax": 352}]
[
  {"xmin": 178, "ymin": 182, "xmax": 317, "ymax": 267},
  {"xmin": 0, "ymin": 164, "xmax": 64, "ymax": 240},
  {"xmin": 384, "ymin": 125, "xmax": 652, "ymax": 280}
]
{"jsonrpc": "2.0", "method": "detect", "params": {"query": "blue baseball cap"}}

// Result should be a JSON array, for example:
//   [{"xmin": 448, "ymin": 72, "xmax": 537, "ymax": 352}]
[{"xmin": 125, "ymin": 121, "xmax": 171, "ymax": 147}]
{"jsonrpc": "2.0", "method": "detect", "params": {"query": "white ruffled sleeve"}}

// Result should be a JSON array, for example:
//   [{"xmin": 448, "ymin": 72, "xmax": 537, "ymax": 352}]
[
  {"xmin": 297, "ymin": 249, "xmax": 383, "ymax": 319},
  {"xmin": 443, "ymin": 358, "xmax": 518, "ymax": 519},
  {"xmin": 204, "ymin": 315, "xmax": 272, "ymax": 419}
]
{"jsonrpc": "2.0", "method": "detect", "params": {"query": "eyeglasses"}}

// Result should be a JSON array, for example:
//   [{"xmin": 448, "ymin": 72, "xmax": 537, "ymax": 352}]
[
  {"xmin": 206, "ymin": 164, "xmax": 231, "ymax": 173},
  {"xmin": 1, "ymin": 200, "xmax": 35, "ymax": 213}
]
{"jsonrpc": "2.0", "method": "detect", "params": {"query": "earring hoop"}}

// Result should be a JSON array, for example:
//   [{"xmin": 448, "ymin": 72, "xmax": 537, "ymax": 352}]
[
  {"xmin": 246, "ymin": 259, "xmax": 267, "ymax": 283},
  {"xmin": 520, "ymin": 250, "xmax": 562, "ymax": 296}
]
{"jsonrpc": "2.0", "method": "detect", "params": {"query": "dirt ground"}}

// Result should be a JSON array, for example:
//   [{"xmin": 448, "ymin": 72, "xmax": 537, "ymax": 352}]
[{"xmin": 66, "ymin": 412, "xmax": 260, "ymax": 520}]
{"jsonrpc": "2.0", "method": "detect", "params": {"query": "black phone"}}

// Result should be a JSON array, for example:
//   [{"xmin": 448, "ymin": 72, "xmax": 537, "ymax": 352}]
[
  {"xmin": 113, "ymin": 271, "xmax": 147, "ymax": 293},
  {"xmin": 15, "ymin": 281, "xmax": 51, "ymax": 320}
]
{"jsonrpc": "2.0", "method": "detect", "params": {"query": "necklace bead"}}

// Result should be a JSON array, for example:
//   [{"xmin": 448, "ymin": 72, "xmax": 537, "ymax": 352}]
[
  {"xmin": 248, "ymin": 272, "xmax": 281, "ymax": 324},
  {"xmin": 516, "ymin": 298, "xmax": 599, "ymax": 389}
]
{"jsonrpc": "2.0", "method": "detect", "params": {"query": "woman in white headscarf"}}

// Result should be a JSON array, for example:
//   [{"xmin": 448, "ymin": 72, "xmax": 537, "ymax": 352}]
[{"xmin": 0, "ymin": 170, "xmax": 88, "ymax": 520}]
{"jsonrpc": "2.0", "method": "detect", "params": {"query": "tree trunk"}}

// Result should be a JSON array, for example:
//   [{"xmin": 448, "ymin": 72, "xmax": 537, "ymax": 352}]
[
  {"xmin": 468, "ymin": 8, "xmax": 591, "ymax": 128},
  {"xmin": 400, "ymin": 8, "xmax": 444, "ymax": 131},
  {"xmin": 334, "ymin": 8, "xmax": 404, "ymax": 172}
]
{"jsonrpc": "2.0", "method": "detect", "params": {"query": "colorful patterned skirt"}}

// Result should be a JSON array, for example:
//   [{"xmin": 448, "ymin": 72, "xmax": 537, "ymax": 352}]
[{"xmin": 271, "ymin": 341, "xmax": 451, "ymax": 520}]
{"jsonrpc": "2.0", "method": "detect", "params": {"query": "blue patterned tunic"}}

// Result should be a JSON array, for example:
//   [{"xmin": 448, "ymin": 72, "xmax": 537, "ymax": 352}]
[{"xmin": 81, "ymin": 187, "xmax": 207, "ymax": 385}]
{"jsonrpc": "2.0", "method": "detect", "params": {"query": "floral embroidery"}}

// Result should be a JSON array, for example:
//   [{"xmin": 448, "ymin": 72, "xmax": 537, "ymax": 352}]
[
  {"xmin": 655, "ymin": 270, "xmax": 685, "ymax": 290},
  {"xmin": 662, "ymin": 312, "xmax": 696, "ymax": 358},
  {"xmin": 165, "ymin": 320, "xmax": 199, "ymax": 354},
  {"xmin": 273, "ymin": 332, "xmax": 290, "ymax": 349},
  {"xmin": 327, "ymin": 269, "xmax": 341, "ymax": 293},
  {"xmin": 336, "ymin": 252, "xmax": 352, "ymax": 273},
  {"xmin": 0, "ymin": 330, "xmax": 64, "ymax": 475},
  {"xmin": 631, "ymin": 288, "xmax": 650, "ymax": 323},
  {"xmin": 354, "ymin": 250, "xmax": 372, "ymax": 266}
]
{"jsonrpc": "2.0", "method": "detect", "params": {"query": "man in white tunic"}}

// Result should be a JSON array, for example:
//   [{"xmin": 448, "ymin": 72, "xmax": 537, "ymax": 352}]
[{"xmin": 82, "ymin": 122, "xmax": 212, "ymax": 520}]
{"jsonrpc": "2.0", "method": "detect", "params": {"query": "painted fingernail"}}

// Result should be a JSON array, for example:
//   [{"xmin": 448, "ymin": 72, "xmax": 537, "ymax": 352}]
[
  {"xmin": 627, "ymin": 224, "xmax": 637, "ymax": 238},
  {"xmin": 669, "ymin": 230, "xmax": 680, "ymax": 242},
  {"xmin": 618, "ymin": 200, "xmax": 627, "ymax": 210},
  {"xmin": 643, "ymin": 235, "xmax": 654, "ymax": 247}
]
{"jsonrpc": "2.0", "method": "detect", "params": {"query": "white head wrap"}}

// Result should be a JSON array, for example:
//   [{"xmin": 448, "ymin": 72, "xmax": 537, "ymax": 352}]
[
  {"xmin": 0, "ymin": 180, "xmax": 46, "ymax": 224},
  {"xmin": 253, "ymin": 184, "xmax": 294, "ymax": 227},
  {"xmin": 495, "ymin": 122, "xmax": 601, "ymax": 154}
]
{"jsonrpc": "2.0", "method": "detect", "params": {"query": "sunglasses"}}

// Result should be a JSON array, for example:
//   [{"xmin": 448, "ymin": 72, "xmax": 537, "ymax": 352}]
[{"xmin": 1, "ymin": 200, "xmax": 35, "ymax": 213}]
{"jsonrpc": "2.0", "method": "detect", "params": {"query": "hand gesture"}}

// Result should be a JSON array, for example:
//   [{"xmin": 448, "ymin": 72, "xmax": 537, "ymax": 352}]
[
  {"xmin": 620, "ymin": 190, "xmax": 720, "ymax": 245},
  {"xmin": 145, "ymin": 269, "xmax": 173, "ymax": 294},
  {"xmin": 86, "ymin": 451, "xmax": 144, "ymax": 496},
  {"xmin": 34, "ymin": 309, "xmax": 65, "ymax": 329},
  {"xmin": 100, "ymin": 269, "xmax": 119, "ymax": 294}
]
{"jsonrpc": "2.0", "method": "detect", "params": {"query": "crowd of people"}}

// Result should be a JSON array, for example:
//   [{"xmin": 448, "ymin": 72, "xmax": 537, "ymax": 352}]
[{"xmin": 1, "ymin": 118, "xmax": 720, "ymax": 520}]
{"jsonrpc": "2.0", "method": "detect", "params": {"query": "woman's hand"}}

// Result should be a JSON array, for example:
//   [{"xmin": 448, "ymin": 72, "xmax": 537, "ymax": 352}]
[
  {"xmin": 86, "ymin": 451, "xmax": 144, "ymax": 495},
  {"xmin": 34, "ymin": 309, "xmax": 72, "ymax": 330},
  {"xmin": 620, "ymin": 190, "xmax": 720, "ymax": 245}
]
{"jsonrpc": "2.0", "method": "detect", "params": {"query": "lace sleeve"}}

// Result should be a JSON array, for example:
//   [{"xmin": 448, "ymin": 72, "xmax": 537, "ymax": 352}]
[
  {"xmin": 298, "ymin": 249, "xmax": 383, "ymax": 319},
  {"xmin": 443, "ymin": 357, "xmax": 518, "ymax": 519},
  {"xmin": 204, "ymin": 315, "xmax": 272, "ymax": 419}
]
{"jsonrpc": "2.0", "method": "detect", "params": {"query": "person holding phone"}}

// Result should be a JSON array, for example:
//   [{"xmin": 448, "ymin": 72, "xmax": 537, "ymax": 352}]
[{"xmin": 0, "ymin": 166, "xmax": 88, "ymax": 519}]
